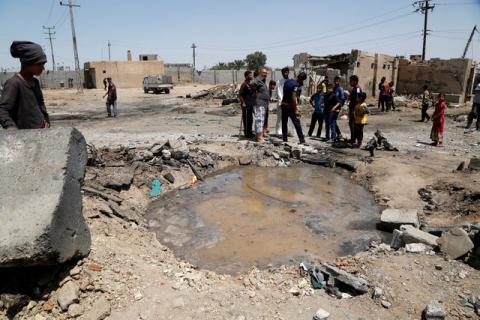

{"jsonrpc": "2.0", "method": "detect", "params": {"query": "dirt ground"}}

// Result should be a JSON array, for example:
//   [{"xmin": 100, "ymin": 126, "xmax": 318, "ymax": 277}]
[{"xmin": 3, "ymin": 85, "xmax": 480, "ymax": 320}]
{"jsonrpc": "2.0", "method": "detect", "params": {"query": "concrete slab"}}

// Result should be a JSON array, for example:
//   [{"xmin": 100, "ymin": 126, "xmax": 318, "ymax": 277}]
[
  {"xmin": 379, "ymin": 209, "xmax": 419, "ymax": 231},
  {"xmin": 400, "ymin": 225, "xmax": 439, "ymax": 247},
  {"xmin": 0, "ymin": 128, "xmax": 91, "ymax": 267}
]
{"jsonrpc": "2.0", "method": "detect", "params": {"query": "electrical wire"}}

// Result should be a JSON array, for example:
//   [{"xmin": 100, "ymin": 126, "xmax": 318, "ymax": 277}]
[
  {"xmin": 199, "ymin": 6, "xmax": 415, "ymax": 51},
  {"xmin": 44, "ymin": 0, "xmax": 55, "ymax": 25}
]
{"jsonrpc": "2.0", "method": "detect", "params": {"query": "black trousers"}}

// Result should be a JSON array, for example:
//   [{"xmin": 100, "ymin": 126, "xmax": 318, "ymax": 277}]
[
  {"xmin": 380, "ymin": 95, "xmax": 388, "ymax": 111},
  {"xmin": 466, "ymin": 103, "xmax": 480, "ymax": 129},
  {"xmin": 354, "ymin": 124, "xmax": 364, "ymax": 144},
  {"xmin": 264, "ymin": 106, "xmax": 269, "ymax": 130},
  {"xmin": 421, "ymin": 104, "xmax": 431, "ymax": 121},
  {"xmin": 282, "ymin": 107, "xmax": 305, "ymax": 143},
  {"xmin": 242, "ymin": 105, "xmax": 254, "ymax": 137},
  {"xmin": 308, "ymin": 112, "xmax": 324, "ymax": 137},
  {"xmin": 348, "ymin": 109, "xmax": 355, "ymax": 141}
]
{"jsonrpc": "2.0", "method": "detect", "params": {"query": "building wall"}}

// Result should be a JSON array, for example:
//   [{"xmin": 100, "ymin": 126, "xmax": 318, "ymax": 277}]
[
  {"xmin": 350, "ymin": 50, "xmax": 398, "ymax": 98},
  {"xmin": 84, "ymin": 60, "xmax": 165, "ymax": 88},
  {"xmin": 0, "ymin": 70, "xmax": 84, "ymax": 89},
  {"xmin": 396, "ymin": 58, "xmax": 473, "ymax": 103}
]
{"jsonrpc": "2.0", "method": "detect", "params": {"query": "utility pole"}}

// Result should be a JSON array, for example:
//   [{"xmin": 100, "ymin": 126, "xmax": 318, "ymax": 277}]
[
  {"xmin": 43, "ymin": 26, "xmax": 56, "ymax": 72},
  {"xmin": 191, "ymin": 43, "xmax": 196, "ymax": 83},
  {"xmin": 60, "ymin": 0, "xmax": 82, "ymax": 92},
  {"xmin": 415, "ymin": 0, "xmax": 435, "ymax": 62},
  {"xmin": 462, "ymin": 25, "xmax": 478, "ymax": 58},
  {"xmin": 108, "ymin": 40, "xmax": 111, "ymax": 61}
]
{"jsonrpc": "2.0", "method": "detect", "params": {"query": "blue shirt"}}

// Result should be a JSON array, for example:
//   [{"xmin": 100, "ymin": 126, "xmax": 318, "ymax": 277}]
[
  {"xmin": 334, "ymin": 85, "xmax": 345, "ymax": 105},
  {"xmin": 282, "ymin": 79, "xmax": 299, "ymax": 108},
  {"xmin": 310, "ymin": 92, "xmax": 324, "ymax": 113}
]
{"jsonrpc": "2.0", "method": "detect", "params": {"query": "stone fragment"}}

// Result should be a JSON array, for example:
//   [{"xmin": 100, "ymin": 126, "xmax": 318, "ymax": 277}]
[
  {"xmin": 401, "ymin": 225, "xmax": 438, "ymax": 247},
  {"xmin": 133, "ymin": 150, "xmax": 154, "ymax": 162},
  {"xmin": 405, "ymin": 243, "xmax": 432, "ymax": 253},
  {"xmin": 0, "ymin": 294, "xmax": 29, "ymax": 316},
  {"xmin": 68, "ymin": 303, "xmax": 84, "ymax": 317},
  {"xmin": 238, "ymin": 156, "xmax": 252, "ymax": 165},
  {"xmin": 380, "ymin": 209, "xmax": 419, "ymax": 230},
  {"xmin": 0, "ymin": 128, "xmax": 91, "ymax": 267},
  {"xmin": 390, "ymin": 229, "xmax": 405, "ymax": 249},
  {"xmin": 82, "ymin": 186, "xmax": 123, "ymax": 204},
  {"xmin": 163, "ymin": 172, "xmax": 175, "ymax": 184},
  {"xmin": 150, "ymin": 144, "xmax": 163, "ymax": 155},
  {"xmin": 381, "ymin": 300, "xmax": 391, "ymax": 309},
  {"xmin": 56, "ymin": 281, "xmax": 80, "ymax": 311},
  {"xmin": 272, "ymin": 152, "xmax": 280, "ymax": 160},
  {"xmin": 372, "ymin": 287, "xmax": 383, "ymax": 299},
  {"xmin": 96, "ymin": 167, "xmax": 134, "ymax": 190},
  {"xmin": 438, "ymin": 227, "xmax": 474, "ymax": 259},
  {"xmin": 83, "ymin": 295, "xmax": 111, "ymax": 320},
  {"xmin": 423, "ymin": 301, "xmax": 446, "ymax": 320},
  {"xmin": 313, "ymin": 308, "xmax": 330, "ymax": 319},
  {"xmin": 172, "ymin": 297, "xmax": 185, "ymax": 309},
  {"xmin": 291, "ymin": 148, "xmax": 302, "ymax": 159},
  {"xmin": 162, "ymin": 149, "xmax": 172, "ymax": 160},
  {"xmin": 468, "ymin": 158, "xmax": 480, "ymax": 170}
]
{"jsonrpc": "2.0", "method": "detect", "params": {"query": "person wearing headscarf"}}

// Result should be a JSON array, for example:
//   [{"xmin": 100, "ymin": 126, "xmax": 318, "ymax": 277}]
[{"xmin": 0, "ymin": 41, "xmax": 50, "ymax": 130}]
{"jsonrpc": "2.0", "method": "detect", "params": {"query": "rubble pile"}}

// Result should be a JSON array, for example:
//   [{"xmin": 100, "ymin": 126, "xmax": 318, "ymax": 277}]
[{"xmin": 189, "ymin": 84, "xmax": 239, "ymax": 101}]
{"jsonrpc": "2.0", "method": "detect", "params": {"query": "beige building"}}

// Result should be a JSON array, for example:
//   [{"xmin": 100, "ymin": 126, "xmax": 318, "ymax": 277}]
[{"xmin": 84, "ymin": 60, "xmax": 165, "ymax": 89}]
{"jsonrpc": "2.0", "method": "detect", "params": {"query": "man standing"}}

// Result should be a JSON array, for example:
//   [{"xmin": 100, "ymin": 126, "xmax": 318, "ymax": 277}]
[
  {"xmin": 333, "ymin": 76, "xmax": 345, "ymax": 139},
  {"xmin": 348, "ymin": 75, "xmax": 362, "ymax": 142},
  {"xmin": 276, "ymin": 67, "xmax": 293, "ymax": 136},
  {"xmin": 238, "ymin": 70, "xmax": 255, "ymax": 138},
  {"xmin": 466, "ymin": 83, "xmax": 480, "ymax": 131},
  {"xmin": 0, "ymin": 41, "xmax": 50, "ymax": 130},
  {"xmin": 251, "ymin": 68, "xmax": 270, "ymax": 143},
  {"xmin": 378, "ymin": 77, "xmax": 386, "ymax": 110},
  {"xmin": 103, "ymin": 77, "xmax": 118, "ymax": 117},
  {"xmin": 281, "ymin": 72, "xmax": 307, "ymax": 144}
]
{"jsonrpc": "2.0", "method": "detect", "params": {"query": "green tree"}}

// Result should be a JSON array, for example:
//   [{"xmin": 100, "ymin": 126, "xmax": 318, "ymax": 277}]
[
  {"xmin": 244, "ymin": 51, "xmax": 267, "ymax": 71},
  {"xmin": 211, "ymin": 62, "xmax": 228, "ymax": 70},
  {"xmin": 229, "ymin": 59, "xmax": 246, "ymax": 70}
]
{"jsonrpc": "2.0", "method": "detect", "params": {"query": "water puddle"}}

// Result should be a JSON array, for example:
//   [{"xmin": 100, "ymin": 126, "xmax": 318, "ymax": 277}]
[{"xmin": 147, "ymin": 165, "xmax": 387, "ymax": 274}]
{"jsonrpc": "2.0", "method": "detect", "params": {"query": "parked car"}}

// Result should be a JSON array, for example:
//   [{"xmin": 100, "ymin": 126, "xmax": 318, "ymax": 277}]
[{"xmin": 143, "ymin": 75, "xmax": 174, "ymax": 94}]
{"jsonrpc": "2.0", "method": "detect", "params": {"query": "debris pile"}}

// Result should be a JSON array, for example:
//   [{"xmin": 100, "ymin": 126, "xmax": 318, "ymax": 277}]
[
  {"xmin": 189, "ymin": 84, "xmax": 239, "ymax": 102},
  {"xmin": 364, "ymin": 130, "xmax": 399, "ymax": 156}
]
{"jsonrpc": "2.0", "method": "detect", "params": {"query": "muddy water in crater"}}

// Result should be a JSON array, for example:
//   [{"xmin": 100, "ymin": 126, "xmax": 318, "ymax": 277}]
[{"xmin": 147, "ymin": 166, "xmax": 386, "ymax": 274}]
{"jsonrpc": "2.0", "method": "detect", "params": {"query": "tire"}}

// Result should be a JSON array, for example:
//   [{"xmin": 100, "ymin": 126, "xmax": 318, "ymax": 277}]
[
  {"xmin": 144, "ymin": 88, "xmax": 148, "ymax": 93},
  {"xmin": 164, "ymin": 88, "xmax": 170, "ymax": 94}
]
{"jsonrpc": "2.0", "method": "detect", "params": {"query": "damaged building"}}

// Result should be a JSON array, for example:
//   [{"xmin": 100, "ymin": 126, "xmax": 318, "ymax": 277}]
[
  {"xmin": 294, "ymin": 49, "xmax": 476, "ymax": 104},
  {"xmin": 84, "ymin": 52, "xmax": 165, "ymax": 89}
]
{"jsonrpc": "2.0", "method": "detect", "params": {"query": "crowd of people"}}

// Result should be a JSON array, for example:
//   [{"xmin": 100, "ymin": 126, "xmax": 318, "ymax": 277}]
[
  {"xmin": 239, "ymin": 68, "xmax": 370, "ymax": 148},
  {"xmin": 0, "ymin": 39, "xmax": 479, "ymax": 149}
]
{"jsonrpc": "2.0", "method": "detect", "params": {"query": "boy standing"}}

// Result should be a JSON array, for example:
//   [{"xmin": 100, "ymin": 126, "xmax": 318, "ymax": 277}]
[
  {"xmin": 281, "ymin": 72, "xmax": 307, "ymax": 143},
  {"xmin": 421, "ymin": 85, "xmax": 432, "ymax": 122},
  {"xmin": 354, "ymin": 92, "xmax": 369, "ymax": 148},
  {"xmin": 103, "ymin": 77, "xmax": 118, "ymax": 117},
  {"xmin": 323, "ymin": 83, "xmax": 341, "ymax": 141},
  {"xmin": 308, "ymin": 84, "xmax": 324, "ymax": 137},
  {"xmin": 239, "ymin": 71, "xmax": 255, "ymax": 138}
]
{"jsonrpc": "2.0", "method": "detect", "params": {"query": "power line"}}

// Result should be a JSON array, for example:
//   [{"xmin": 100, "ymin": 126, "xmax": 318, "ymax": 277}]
[
  {"xmin": 44, "ymin": 0, "xmax": 55, "ymax": 25},
  {"xmin": 60, "ymin": 0, "xmax": 83, "ymax": 93},
  {"xmin": 200, "ymin": 5, "xmax": 415, "ymax": 51},
  {"xmin": 43, "ymin": 26, "xmax": 56, "ymax": 72}
]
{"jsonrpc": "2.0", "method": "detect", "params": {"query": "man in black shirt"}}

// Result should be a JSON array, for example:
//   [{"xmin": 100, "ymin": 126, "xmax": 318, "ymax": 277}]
[
  {"xmin": 348, "ymin": 75, "xmax": 362, "ymax": 142},
  {"xmin": 238, "ymin": 71, "xmax": 255, "ymax": 138},
  {"xmin": 103, "ymin": 77, "xmax": 118, "ymax": 117}
]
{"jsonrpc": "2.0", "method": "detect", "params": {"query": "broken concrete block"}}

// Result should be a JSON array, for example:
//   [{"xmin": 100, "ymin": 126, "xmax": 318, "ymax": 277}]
[
  {"xmin": 318, "ymin": 264, "xmax": 370, "ymax": 294},
  {"xmin": 390, "ymin": 229, "xmax": 405, "ymax": 249},
  {"xmin": 56, "ymin": 281, "xmax": 79, "ymax": 311},
  {"xmin": 0, "ymin": 128, "xmax": 91, "ymax": 267},
  {"xmin": 468, "ymin": 158, "xmax": 480, "ymax": 170},
  {"xmin": 83, "ymin": 295, "xmax": 111, "ymax": 320},
  {"xmin": 423, "ymin": 301, "xmax": 446, "ymax": 320},
  {"xmin": 401, "ymin": 225, "xmax": 439, "ymax": 247},
  {"xmin": 438, "ymin": 227, "xmax": 474, "ymax": 259},
  {"xmin": 379, "ymin": 209, "xmax": 419, "ymax": 231},
  {"xmin": 405, "ymin": 243, "xmax": 432, "ymax": 253}
]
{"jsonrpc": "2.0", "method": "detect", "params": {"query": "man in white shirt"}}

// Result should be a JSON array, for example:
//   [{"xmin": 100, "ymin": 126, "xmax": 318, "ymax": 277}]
[{"xmin": 276, "ymin": 67, "xmax": 293, "ymax": 136}]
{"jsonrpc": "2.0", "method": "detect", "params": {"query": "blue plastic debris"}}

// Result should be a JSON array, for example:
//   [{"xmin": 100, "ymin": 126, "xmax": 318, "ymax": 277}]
[{"xmin": 149, "ymin": 179, "xmax": 161, "ymax": 197}]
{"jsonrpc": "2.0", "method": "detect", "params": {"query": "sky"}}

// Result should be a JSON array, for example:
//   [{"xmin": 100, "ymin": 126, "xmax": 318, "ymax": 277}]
[{"xmin": 0, "ymin": 0, "xmax": 479, "ymax": 71}]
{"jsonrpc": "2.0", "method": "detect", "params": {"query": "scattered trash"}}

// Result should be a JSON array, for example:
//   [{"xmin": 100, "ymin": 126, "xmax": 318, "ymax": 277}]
[{"xmin": 149, "ymin": 179, "xmax": 162, "ymax": 198}]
